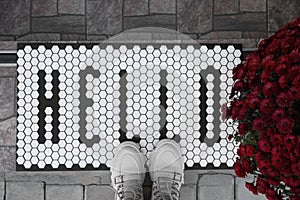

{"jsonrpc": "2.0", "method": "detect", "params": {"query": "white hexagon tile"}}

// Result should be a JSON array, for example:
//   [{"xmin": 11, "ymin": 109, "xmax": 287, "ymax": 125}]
[{"xmin": 16, "ymin": 43, "xmax": 241, "ymax": 170}]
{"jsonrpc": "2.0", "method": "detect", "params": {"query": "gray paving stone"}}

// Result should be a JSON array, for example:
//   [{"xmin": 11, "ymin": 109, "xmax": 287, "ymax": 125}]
[
  {"xmin": 150, "ymin": 0, "xmax": 176, "ymax": 14},
  {"xmin": 183, "ymin": 171, "xmax": 199, "ymax": 184},
  {"xmin": 17, "ymin": 33, "xmax": 61, "ymax": 41},
  {"xmin": 198, "ymin": 174, "xmax": 234, "ymax": 200},
  {"xmin": 87, "ymin": 35, "xmax": 108, "ymax": 41},
  {"xmin": 240, "ymin": 0, "xmax": 266, "ymax": 12},
  {"xmin": 214, "ymin": 13, "xmax": 266, "ymax": 31},
  {"xmin": 61, "ymin": 34, "xmax": 86, "ymax": 41},
  {"xmin": 5, "ymin": 171, "xmax": 104, "ymax": 185},
  {"xmin": 0, "ymin": 78, "xmax": 15, "ymax": 119},
  {"xmin": 0, "ymin": 181, "xmax": 3, "ymax": 200},
  {"xmin": 0, "ymin": 42, "xmax": 17, "ymax": 50},
  {"xmin": 32, "ymin": 16, "xmax": 85, "ymax": 34},
  {"xmin": 214, "ymin": 0, "xmax": 239, "ymax": 14},
  {"xmin": 46, "ymin": 185, "xmax": 83, "ymax": 200},
  {"xmin": 178, "ymin": 0, "xmax": 213, "ymax": 33},
  {"xmin": 58, "ymin": 0, "xmax": 85, "ymax": 15},
  {"xmin": 242, "ymin": 32, "xmax": 267, "ymax": 39},
  {"xmin": 0, "ymin": 147, "xmax": 15, "ymax": 171},
  {"xmin": 0, "ymin": 0, "xmax": 30, "ymax": 35},
  {"xmin": 0, "ymin": 117, "xmax": 16, "ymax": 146},
  {"xmin": 200, "ymin": 31, "xmax": 242, "ymax": 39},
  {"xmin": 85, "ymin": 185, "xmax": 115, "ymax": 200},
  {"xmin": 6, "ymin": 182, "xmax": 44, "ymax": 200},
  {"xmin": 87, "ymin": 0, "xmax": 122, "ymax": 35},
  {"xmin": 124, "ymin": 15, "xmax": 176, "ymax": 30},
  {"xmin": 236, "ymin": 177, "xmax": 266, "ymax": 200},
  {"xmin": 0, "ymin": 68, "xmax": 17, "ymax": 78},
  {"xmin": 0, "ymin": 36, "xmax": 15, "ymax": 41},
  {"xmin": 180, "ymin": 184, "xmax": 196, "ymax": 200},
  {"xmin": 124, "ymin": 0, "xmax": 149, "ymax": 16},
  {"xmin": 32, "ymin": 0, "xmax": 57, "ymax": 16},
  {"xmin": 268, "ymin": 0, "xmax": 300, "ymax": 32}
]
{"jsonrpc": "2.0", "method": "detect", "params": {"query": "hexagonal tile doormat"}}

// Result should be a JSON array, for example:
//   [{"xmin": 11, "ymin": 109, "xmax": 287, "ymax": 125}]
[{"xmin": 16, "ymin": 43, "xmax": 241, "ymax": 170}]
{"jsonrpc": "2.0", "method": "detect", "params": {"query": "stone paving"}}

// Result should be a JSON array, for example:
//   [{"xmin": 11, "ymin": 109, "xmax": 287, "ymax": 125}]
[
  {"xmin": 0, "ymin": 170, "xmax": 267, "ymax": 200},
  {"xmin": 0, "ymin": 0, "xmax": 298, "ymax": 47}
]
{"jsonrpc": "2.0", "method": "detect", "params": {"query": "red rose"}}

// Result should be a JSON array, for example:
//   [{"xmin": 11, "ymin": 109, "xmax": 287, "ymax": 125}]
[
  {"xmin": 292, "ymin": 74, "xmax": 300, "ymax": 87},
  {"xmin": 247, "ymin": 95, "xmax": 261, "ymax": 109},
  {"xmin": 245, "ymin": 182, "xmax": 258, "ymax": 195},
  {"xmin": 275, "ymin": 63, "xmax": 288, "ymax": 76},
  {"xmin": 259, "ymin": 38, "xmax": 269, "ymax": 50},
  {"xmin": 276, "ymin": 92, "xmax": 294, "ymax": 107},
  {"xmin": 237, "ymin": 145, "xmax": 246, "ymax": 158},
  {"xmin": 261, "ymin": 55, "xmax": 275, "ymax": 67},
  {"xmin": 266, "ymin": 194, "xmax": 281, "ymax": 200},
  {"xmin": 241, "ymin": 158, "xmax": 253, "ymax": 173},
  {"xmin": 261, "ymin": 70, "xmax": 272, "ymax": 82},
  {"xmin": 266, "ymin": 60, "xmax": 277, "ymax": 70},
  {"xmin": 233, "ymin": 63, "xmax": 246, "ymax": 80},
  {"xmin": 281, "ymin": 37, "xmax": 294, "ymax": 54},
  {"xmin": 265, "ymin": 167, "xmax": 279, "ymax": 178},
  {"xmin": 245, "ymin": 145, "xmax": 256, "ymax": 157},
  {"xmin": 262, "ymin": 82, "xmax": 279, "ymax": 97},
  {"xmin": 234, "ymin": 161, "xmax": 247, "ymax": 178},
  {"xmin": 248, "ymin": 54, "xmax": 261, "ymax": 70},
  {"xmin": 238, "ymin": 123, "xmax": 249, "ymax": 136},
  {"xmin": 284, "ymin": 134, "xmax": 296, "ymax": 147},
  {"xmin": 290, "ymin": 86, "xmax": 300, "ymax": 99},
  {"xmin": 284, "ymin": 177, "xmax": 300, "ymax": 188},
  {"xmin": 272, "ymin": 108, "xmax": 286, "ymax": 121},
  {"xmin": 253, "ymin": 118, "xmax": 265, "ymax": 131},
  {"xmin": 288, "ymin": 65, "xmax": 300, "ymax": 80},
  {"xmin": 270, "ymin": 134, "xmax": 284, "ymax": 144},
  {"xmin": 291, "ymin": 162, "xmax": 300, "ymax": 177},
  {"xmin": 266, "ymin": 177, "xmax": 280, "ymax": 186},
  {"xmin": 257, "ymin": 176, "xmax": 269, "ymax": 194},
  {"xmin": 237, "ymin": 107, "xmax": 248, "ymax": 120},
  {"xmin": 280, "ymin": 160, "xmax": 292, "ymax": 176},
  {"xmin": 271, "ymin": 146, "xmax": 285, "ymax": 158},
  {"xmin": 277, "ymin": 117, "xmax": 294, "ymax": 133},
  {"xmin": 258, "ymin": 139, "xmax": 272, "ymax": 153},
  {"xmin": 259, "ymin": 98, "xmax": 276, "ymax": 115},
  {"xmin": 266, "ymin": 187, "xmax": 276, "ymax": 196},
  {"xmin": 266, "ymin": 39, "xmax": 280, "ymax": 55},
  {"xmin": 294, "ymin": 145, "xmax": 300, "ymax": 157},
  {"xmin": 271, "ymin": 156, "xmax": 284, "ymax": 169},
  {"xmin": 257, "ymin": 158, "xmax": 271, "ymax": 170},
  {"xmin": 278, "ymin": 75, "xmax": 289, "ymax": 88},
  {"xmin": 278, "ymin": 54, "xmax": 290, "ymax": 64}
]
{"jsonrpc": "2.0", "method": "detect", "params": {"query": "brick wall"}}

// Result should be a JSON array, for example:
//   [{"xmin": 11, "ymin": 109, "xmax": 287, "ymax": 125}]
[{"xmin": 0, "ymin": 0, "xmax": 299, "ymax": 199}]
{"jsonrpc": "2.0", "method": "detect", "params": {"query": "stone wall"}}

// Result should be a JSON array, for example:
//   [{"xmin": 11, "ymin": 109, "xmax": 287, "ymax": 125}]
[
  {"xmin": 0, "ymin": 0, "xmax": 299, "ymax": 199},
  {"xmin": 0, "ymin": 0, "xmax": 299, "ymax": 47}
]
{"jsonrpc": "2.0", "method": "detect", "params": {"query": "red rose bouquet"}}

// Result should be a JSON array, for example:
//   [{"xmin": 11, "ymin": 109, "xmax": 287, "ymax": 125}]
[{"xmin": 226, "ymin": 17, "xmax": 300, "ymax": 200}]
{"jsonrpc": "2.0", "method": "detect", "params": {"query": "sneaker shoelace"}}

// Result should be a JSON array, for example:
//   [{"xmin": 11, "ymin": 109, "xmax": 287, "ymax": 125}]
[
  {"xmin": 115, "ymin": 177, "xmax": 143, "ymax": 200},
  {"xmin": 152, "ymin": 177, "xmax": 180, "ymax": 200}
]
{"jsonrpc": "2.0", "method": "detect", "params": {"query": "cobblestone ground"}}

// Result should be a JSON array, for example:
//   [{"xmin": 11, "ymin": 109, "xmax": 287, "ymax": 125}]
[
  {"xmin": 0, "ymin": 0, "xmax": 298, "ymax": 47},
  {"xmin": 0, "ymin": 170, "xmax": 267, "ymax": 200}
]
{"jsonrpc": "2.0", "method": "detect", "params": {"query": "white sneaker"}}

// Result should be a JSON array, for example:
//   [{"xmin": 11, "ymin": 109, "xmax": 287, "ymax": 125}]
[
  {"xmin": 149, "ymin": 139, "xmax": 184, "ymax": 200},
  {"xmin": 110, "ymin": 141, "xmax": 146, "ymax": 200}
]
